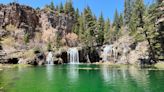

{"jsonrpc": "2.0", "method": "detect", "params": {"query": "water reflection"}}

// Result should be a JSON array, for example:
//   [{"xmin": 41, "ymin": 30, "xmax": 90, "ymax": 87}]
[
  {"xmin": 46, "ymin": 65, "xmax": 54, "ymax": 81},
  {"xmin": 128, "ymin": 66, "xmax": 150, "ymax": 91},
  {"xmin": 101, "ymin": 65, "xmax": 112, "ymax": 83},
  {"xmin": 67, "ymin": 64, "xmax": 79, "ymax": 83},
  {"xmin": 100, "ymin": 65, "xmax": 151, "ymax": 91}
]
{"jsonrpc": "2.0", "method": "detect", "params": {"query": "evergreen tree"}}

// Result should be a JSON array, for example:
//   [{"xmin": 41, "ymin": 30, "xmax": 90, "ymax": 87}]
[
  {"xmin": 112, "ymin": 9, "xmax": 121, "ymax": 41},
  {"xmin": 96, "ymin": 13, "xmax": 105, "ymax": 45},
  {"xmin": 75, "ymin": 8, "xmax": 79, "ymax": 20},
  {"xmin": 72, "ymin": 9, "xmax": 80, "ymax": 35},
  {"xmin": 124, "ymin": 0, "xmax": 133, "ymax": 26},
  {"xmin": 146, "ymin": 0, "xmax": 164, "ymax": 61},
  {"xmin": 119, "ymin": 13, "xmax": 123, "ymax": 27},
  {"xmin": 50, "ymin": 0, "xmax": 55, "ymax": 10},
  {"xmin": 59, "ymin": 2, "xmax": 64, "ymax": 13},
  {"xmin": 78, "ymin": 14, "xmax": 85, "ymax": 43},
  {"xmin": 129, "ymin": 0, "xmax": 145, "ymax": 42},
  {"xmin": 113, "ymin": 9, "xmax": 119, "ymax": 27},
  {"xmin": 64, "ymin": 0, "xmax": 74, "ymax": 15},
  {"xmin": 83, "ymin": 6, "xmax": 96, "ymax": 46},
  {"xmin": 104, "ymin": 18, "xmax": 111, "ymax": 43}
]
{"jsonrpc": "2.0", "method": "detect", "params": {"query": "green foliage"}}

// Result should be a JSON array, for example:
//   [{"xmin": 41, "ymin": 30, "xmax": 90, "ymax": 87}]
[
  {"xmin": 36, "ymin": 7, "xmax": 40, "ymax": 10},
  {"xmin": 50, "ymin": 0, "xmax": 55, "ymax": 10},
  {"xmin": 24, "ymin": 33, "xmax": 29, "ymax": 44},
  {"xmin": 47, "ymin": 42, "xmax": 52, "ymax": 51},
  {"xmin": 129, "ymin": 0, "xmax": 145, "ymax": 42},
  {"xmin": 75, "ymin": 8, "xmax": 79, "ymax": 21},
  {"xmin": 72, "ymin": 25, "xmax": 79, "ymax": 34},
  {"xmin": 104, "ymin": 18, "xmax": 111, "ymax": 43},
  {"xmin": 56, "ymin": 31, "xmax": 62, "ymax": 49},
  {"xmin": 124, "ymin": 0, "xmax": 133, "ymax": 26},
  {"xmin": 59, "ymin": 3, "xmax": 64, "ymax": 13},
  {"xmin": 145, "ymin": 0, "xmax": 164, "ymax": 61},
  {"xmin": 113, "ymin": 9, "xmax": 119, "ymax": 28},
  {"xmin": 33, "ymin": 47, "xmax": 40, "ymax": 53},
  {"xmin": 42, "ymin": 0, "xmax": 163, "ymax": 63},
  {"xmin": 64, "ymin": 0, "xmax": 74, "ymax": 15},
  {"xmin": 96, "ymin": 13, "xmax": 105, "ymax": 45},
  {"xmin": 119, "ymin": 13, "xmax": 123, "ymax": 27},
  {"xmin": 83, "ymin": 6, "xmax": 96, "ymax": 46}
]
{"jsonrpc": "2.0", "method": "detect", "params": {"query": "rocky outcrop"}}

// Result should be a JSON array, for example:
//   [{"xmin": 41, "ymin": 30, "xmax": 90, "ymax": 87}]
[
  {"xmin": 0, "ymin": 3, "xmax": 78, "ymax": 65},
  {"xmin": 39, "ymin": 10, "xmax": 76, "ymax": 45},
  {"xmin": 65, "ymin": 33, "xmax": 78, "ymax": 47},
  {"xmin": 111, "ymin": 31, "xmax": 149, "ymax": 65},
  {"xmin": 0, "ymin": 50, "xmax": 8, "ymax": 63},
  {"xmin": 0, "ymin": 3, "xmax": 39, "ymax": 36},
  {"xmin": 0, "ymin": 3, "xmax": 76, "ymax": 47}
]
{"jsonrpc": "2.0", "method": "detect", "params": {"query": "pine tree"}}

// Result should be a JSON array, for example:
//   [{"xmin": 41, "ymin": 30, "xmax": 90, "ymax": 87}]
[
  {"xmin": 59, "ymin": 2, "xmax": 64, "ymax": 13},
  {"xmin": 64, "ymin": 0, "xmax": 74, "ymax": 15},
  {"xmin": 83, "ymin": 6, "xmax": 96, "ymax": 47},
  {"xmin": 78, "ymin": 14, "xmax": 85, "ymax": 43},
  {"xmin": 96, "ymin": 12, "xmax": 105, "ymax": 45},
  {"xmin": 75, "ymin": 8, "xmax": 79, "ymax": 21},
  {"xmin": 50, "ymin": 0, "xmax": 55, "ymax": 10},
  {"xmin": 119, "ymin": 13, "xmax": 123, "ymax": 27},
  {"xmin": 113, "ymin": 9, "xmax": 119, "ymax": 27},
  {"xmin": 112, "ymin": 9, "xmax": 121, "ymax": 41},
  {"xmin": 129, "ymin": 0, "xmax": 145, "ymax": 42},
  {"xmin": 72, "ymin": 9, "xmax": 80, "ymax": 35},
  {"xmin": 124, "ymin": 0, "xmax": 133, "ymax": 26},
  {"xmin": 104, "ymin": 18, "xmax": 111, "ymax": 43},
  {"xmin": 146, "ymin": 0, "xmax": 164, "ymax": 61}
]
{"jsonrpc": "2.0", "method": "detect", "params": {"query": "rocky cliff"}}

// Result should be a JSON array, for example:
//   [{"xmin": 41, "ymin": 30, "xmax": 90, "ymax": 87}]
[{"xmin": 0, "ymin": 3, "xmax": 78, "ymax": 64}]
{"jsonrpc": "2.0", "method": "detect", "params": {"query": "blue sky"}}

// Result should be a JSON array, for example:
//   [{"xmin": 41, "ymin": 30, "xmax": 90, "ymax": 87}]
[{"xmin": 0, "ymin": 0, "xmax": 154, "ymax": 21}]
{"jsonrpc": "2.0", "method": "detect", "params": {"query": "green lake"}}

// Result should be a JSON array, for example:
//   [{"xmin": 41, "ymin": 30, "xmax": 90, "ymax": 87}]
[{"xmin": 0, "ymin": 64, "xmax": 164, "ymax": 92}]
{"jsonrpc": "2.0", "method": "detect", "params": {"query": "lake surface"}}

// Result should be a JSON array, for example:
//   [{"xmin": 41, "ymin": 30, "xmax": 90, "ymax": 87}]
[{"xmin": 0, "ymin": 64, "xmax": 164, "ymax": 92}]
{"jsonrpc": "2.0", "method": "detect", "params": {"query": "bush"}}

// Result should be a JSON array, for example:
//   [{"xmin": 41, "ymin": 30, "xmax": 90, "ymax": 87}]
[
  {"xmin": 24, "ymin": 33, "xmax": 29, "ymax": 44},
  {"xmin": 47, "ymin": 42, "xmax": 52, "ymax": 51},
  {"xmin": 1, "ymin": 37, "xmax": 15, "ymax": 47}
]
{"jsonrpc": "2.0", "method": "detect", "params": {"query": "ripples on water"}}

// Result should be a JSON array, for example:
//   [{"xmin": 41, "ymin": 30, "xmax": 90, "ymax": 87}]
[{"xmin": 0, "ymin": 64, "xmax": 164, "ymax": 92}]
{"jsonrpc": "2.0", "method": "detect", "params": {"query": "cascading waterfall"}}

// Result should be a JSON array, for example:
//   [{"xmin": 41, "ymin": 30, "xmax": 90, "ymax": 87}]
[
  {"xmin": 103, "ymin": 45, "xmax": 113, "ymax": 62},
  {"xmin": 67, "ymin": 48, "xmax": 79, "ymax": 64},
  {"xmin": 46, "ymin": 52, "xmax": 54, "ymax": 65}
]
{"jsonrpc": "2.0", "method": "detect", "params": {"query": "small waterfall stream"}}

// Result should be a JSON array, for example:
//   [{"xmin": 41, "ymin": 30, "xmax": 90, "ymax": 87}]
[
  {"xmin": 103, "ymin": 45, "xmax": 113, "ymax": 62},
  {"xmin": 46, "ymin": 52, "xmax": 54, "ymax": 65},
  {"xmin": 67, "ymin": 48, "xmax": 79, "ymax": 64}
]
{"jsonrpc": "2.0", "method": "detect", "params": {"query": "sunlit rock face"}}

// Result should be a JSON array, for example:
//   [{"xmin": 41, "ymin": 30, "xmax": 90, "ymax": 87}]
[
  {"xmin": 65, "ymin": 33, "xmax": 79, "ymax": 47},
  {"xmin": 0, "ymin": 3, "xmax": 39, "ymax": 34},
  {"xmin": 39, "ymin": 10, "xmax": 75, "ymax": 45},
  {"xmin": 111, "ymin": 32, "xmax": 149, "ymax": 64},
  {"xmin": 0, "ymin": 3, "xmax": 76, "ymax": 46}
]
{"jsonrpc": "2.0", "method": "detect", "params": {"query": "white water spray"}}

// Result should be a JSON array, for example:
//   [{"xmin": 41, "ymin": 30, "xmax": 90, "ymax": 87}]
[
  {"xmin": 46, "ymin": 52, "xmax": 54, "ymax": 65},
  {"xmin": 67, "ymin": 48, "xmax": 79, "ymax": 64},
  {"xmin": 103, "ymin": 45, "xmax": 113, "ymax": 62}
]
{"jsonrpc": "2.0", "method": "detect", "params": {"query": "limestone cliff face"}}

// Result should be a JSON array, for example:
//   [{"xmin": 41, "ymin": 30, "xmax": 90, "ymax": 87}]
[
  {"xmin": 111, "ymin": 30, "xmax": 149, "ymax": 65},
  {"xmin": 0, "ymin": 3, "xmax": 78, "ymax": 64},
  {"xmin": 39, "ymin": 10, "xmax": 77, "ymax": 46},
  {"xmin": 0, "ymin": 3, "xmax": 39, "ymax": 34},
  {"xmin": 0, "ymin": 3, "xmax": 77, "ymax": 49}
]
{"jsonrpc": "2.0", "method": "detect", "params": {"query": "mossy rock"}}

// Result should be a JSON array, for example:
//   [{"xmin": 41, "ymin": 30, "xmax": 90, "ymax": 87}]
[{"xmin": 154, "ymin": 62, "xmax": 164, "ymax": 69}]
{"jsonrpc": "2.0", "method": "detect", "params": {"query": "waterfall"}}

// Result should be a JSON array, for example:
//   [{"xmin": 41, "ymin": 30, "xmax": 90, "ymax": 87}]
[
  {"xmin": 46, "ymin": 52, "xmax": 54, "ymax": 65},
  {"xmin": 103, "ymin": 45, "xmax": 113, "ymax": 62},
  {"xmin": 67, "ymin": 48, "xmax": 79, "ymax": 64}
]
